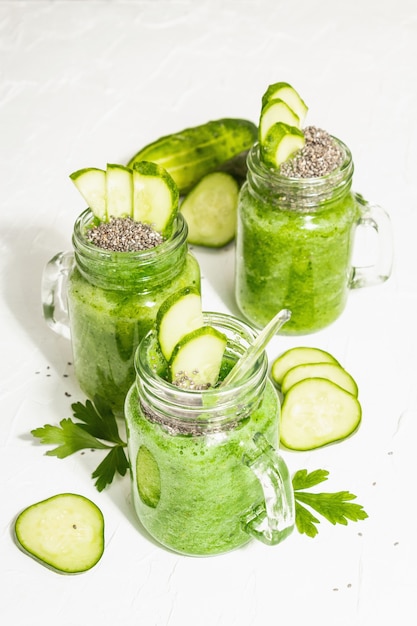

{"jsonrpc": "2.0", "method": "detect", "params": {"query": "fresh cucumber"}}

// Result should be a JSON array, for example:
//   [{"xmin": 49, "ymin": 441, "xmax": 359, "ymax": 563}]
[
  {"xmin": 156, "ymin": 286, "xmax": 203, "ymax": 361},
  {"xmin": 127, "ymin": 118, "xmax": 258, "ymax": 194},
  {"xmin": 280, "ymin": 378, "xmax": 362, "ymax": 450},
  {"xmin": 132, "ymin": 160, "xmax": 179, "ymax": 235},
  {"xmin": 106, "ymin": 163, "xmax": 133, "ymax": 219},
  {"xmin": 180, "ymin": 171, "xmax": 239, "ymax": 247},
  {"xmin": 70, "ymin": 167, "xmax": 107, "ymax": 221},
  {"xmin": 168, "ymin": 325, "xmax": 227, "ymax": 388},
  {"xmin": 261, "ymin": 122, "xmax": 305, "ymax": 168},
  {"xmin": 271, "ymin": 346, "xmax": 339, "ymax": 387},
  {"xmin": 281, "ymin": 362, "xmax": 359, "ymax": 397},
  {"xmin": 261, "ymin": 82, "xmax": 308, "ymax": 126},
  {"xmin": 259, "ymin": 98, "xmax": 300, "ymax": 143},
  {"xmin": 14, "ymin": 493, "xmax": 104, "ymax": 574},
  {"xmin": 136, "ymin": 446, "xmax": 161, "ymax": 508}
]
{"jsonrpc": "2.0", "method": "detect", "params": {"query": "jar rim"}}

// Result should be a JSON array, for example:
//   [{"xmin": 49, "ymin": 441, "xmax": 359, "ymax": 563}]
[{"xmin": 134, "ymin": 311, "xmax": 270, "ymax": 433}]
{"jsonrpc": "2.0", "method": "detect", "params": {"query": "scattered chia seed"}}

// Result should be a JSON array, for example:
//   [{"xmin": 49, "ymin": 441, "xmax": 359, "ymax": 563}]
[
  {"xmin": 86, "ymin": 217, "xmax": 164, "ymax": 252},
  {"xmin": 279, "ymin": 126, "xmax": 344, "ymax": 178}
]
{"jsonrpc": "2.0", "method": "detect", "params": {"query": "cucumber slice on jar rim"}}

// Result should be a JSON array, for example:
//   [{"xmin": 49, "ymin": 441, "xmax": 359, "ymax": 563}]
[
  {"xmin": 168, "ymin": 326, "xmax": 227, "ymax": 389},
  {"xmin": 70, "ymin": 167, "xmax": 107, "ymax": 221},
  {"xmin": 260, "ymin": 122, "xmax": 305, "ymax": 168},
  {"xmin": 261, "ymin": 82, "xmax": 308, "ymax": 126},
  {"xmin": 259, "ymin": 98, "xmax": 300, "ymax": 143},
  {"xmin": 14, "ymin": 493, "xmax": 105, "ymax": 574},
  {"xmin": 132, "ymin": 160, "xmax": 179, "ymax": 236},
  {"xmin": 156, "ymin": 287, "xmax": 204, "ymax": 362},
  {"xmin": 106, "ymin": 163, "xmax": 133, "ymax": 220}
]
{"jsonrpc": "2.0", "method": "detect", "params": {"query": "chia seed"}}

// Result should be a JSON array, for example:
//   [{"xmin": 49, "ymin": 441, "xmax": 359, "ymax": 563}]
[
  {"xmin": 172, "ymin": 370, "xmax": 211, "ymax": 391},
  {"xmin": 86, "ymin": 217, "xmax": 164, "ymax": 252},
  {"xmin": 279, "ymin": 125, "xmax": 344, "ymax": 178}
]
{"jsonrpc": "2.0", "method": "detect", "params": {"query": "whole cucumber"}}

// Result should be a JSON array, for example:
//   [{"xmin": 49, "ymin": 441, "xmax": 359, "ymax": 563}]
[{"xmin": 127, "ymin": 118, "xmax": 257, "ymax": 194}]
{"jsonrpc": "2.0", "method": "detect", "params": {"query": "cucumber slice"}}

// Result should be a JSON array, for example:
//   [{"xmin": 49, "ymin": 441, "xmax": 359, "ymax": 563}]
[
  {"xmin": 132, "ymin": 161, "xmax": 179, "ymax": 236},
  {"xmin": 259, "ymin": 98, "xmax": 300, "ymax": 143},
  {"xmin": 180, "ymin": 171, "xmax": 239, "ymax": 247},
  {"xmin": 281, "ymin": 362, "xmax": 359, "ymax": 397},
  {"xmin": 106, "ymin": 163, "xmax": 133, "ymax": 219},
  {"xmin": 127, "ymin": 118, "xmax": 258, "ymax": 194},
  {"xmin": 169, "ymin": 326, "xmax": 227, "ymax": 388},
  {"xmin": 261, "ymin": 122, "xmax": 305, "ymax": 168},
  {"xmin": 136, "ymin": 446, "xmax": 161, "ymax": 508},
  {"xmin": 271, "ymin": 346, "xmax": 339, "ymax": 387},
  {"xmin": 14, "ymin": 493, "xmax": 104, "ymax": 574},
  {"xmin": 70, "ymin": 167, "xmax": 107, "ymax": 221},
  {"xmin": 280, "ymin": 378, "xmax": 362, "ymax": 450},
  {"xmin": 156, "ymin": 287, "xmax": 203, "ymax": 361},
  {"xmin": 261, "ymin": 82, "xmax": 308, "ymax": 126}
]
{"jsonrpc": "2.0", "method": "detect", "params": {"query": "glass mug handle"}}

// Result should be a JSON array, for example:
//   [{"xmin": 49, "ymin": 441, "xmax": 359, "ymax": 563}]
[
  {"xmin": 41, "ymin": 251, "xmax": 74, "ymax": 340},
  {"xmin": 350, "ymin": 193, "xmax": 393, "ymax": 289},
  {"xmin": 242, "ymin": 432, "xmax": 295, "ymax": 545}
]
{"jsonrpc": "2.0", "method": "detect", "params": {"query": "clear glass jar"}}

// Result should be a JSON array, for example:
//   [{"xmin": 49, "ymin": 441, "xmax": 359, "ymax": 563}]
[
  {"xmin": 42, "ymin": 210, "xmax": 201, "ymax": 417},
  {"xmin": 235, "ymin": 140, "xmax": 393, "ymax": 334},
  {"xmin": 125, "ymin": 312, "xmax": 295, "ymax": 557}
]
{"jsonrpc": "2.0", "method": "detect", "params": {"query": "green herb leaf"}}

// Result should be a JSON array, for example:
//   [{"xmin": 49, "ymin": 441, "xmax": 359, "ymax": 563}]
[
  {"xmin": 31, "ymin": 397, "xmax": 129, "ymax": 491},
  {"xmin": 32, "ymin": 418, "xmax": 110, "ymax": 458},
  {"xmin": 292, "ymin": 468, "xmax": 368, "ymax": 538}
]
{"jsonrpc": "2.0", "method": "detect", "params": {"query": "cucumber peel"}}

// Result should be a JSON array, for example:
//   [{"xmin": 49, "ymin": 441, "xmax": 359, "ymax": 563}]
[
  {"xmin": 280, "ymin": 378, "xmax": 362, "ymax": 451},
  {"xmin": 180, "ymin": 171, "xmax": 239, "ymax": 247},
  {"xmin": 14, "ymin": 493, "xmax": 104, "ymax": 574},
  {"xmin": 156, "ymin": 286, "xmax": 203, "ymax": 361},
  {"xmin": 127, "ymin": 118, "xmax": 258, "ymax": 194}
]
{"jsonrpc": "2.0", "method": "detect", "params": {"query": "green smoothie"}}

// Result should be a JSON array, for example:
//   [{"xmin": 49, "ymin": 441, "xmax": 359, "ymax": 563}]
[
  {"xmin": 124, "ymin": 312, "xmax": 294, "ymax": 556},
  {"xmin": 67, "ymin": 211, "xmax": 200, "ymax": 417},
  {"xmin": 235, "ymin": 140, "xmax": 361, "ymax": 334}
]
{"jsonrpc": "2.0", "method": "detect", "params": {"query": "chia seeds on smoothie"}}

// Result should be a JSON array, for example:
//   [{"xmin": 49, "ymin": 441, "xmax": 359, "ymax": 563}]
[
  {"xmin": 279, "ymin": 126, "xmax": 344, "ymax": 178},
  {"xmin": 87, "ymin": 217, "xmax": 164, "ymax": 252}
]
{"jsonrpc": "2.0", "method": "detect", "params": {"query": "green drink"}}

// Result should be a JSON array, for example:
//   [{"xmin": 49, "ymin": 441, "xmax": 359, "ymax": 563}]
[
  {"xmin": 43, "ymin": 210, "xmax": 200, "ymax": 417},
  {"xmin": 125, "ymin": 312, "xmax": 294, "ymax": 556},
  {"xmin": 235, "ymin": 139, "xmax": 392, "ymax": 334}
]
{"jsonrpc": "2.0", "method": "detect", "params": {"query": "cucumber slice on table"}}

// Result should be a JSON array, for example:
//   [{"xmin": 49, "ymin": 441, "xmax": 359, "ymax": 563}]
[
  {"xmin": 259, "ymin": 98, "xmax": 300, "ymax": 143},
  {"xmin": 261, "ymin": 82, "xmax": 308, "ymax": 126},
  {"xmin": 127, "ymin": 118, "xmax": 258, "ymax": 194},
  {"xmin": 106, "ymin": 163, "xmax": 133, "ymax": 219},
  {"xmin": 280, "ymin": 378, "xmax": 362, "ymax": 450},
  {"xmin": 70, "ymin": 167, "xmax": 107, "ymax": 221},
  {"xmin": 14, "ymin": 493, "xmax": 104, "ymax": 574},
  {"xmin": 132, "ymin": 160, "xmax": 179, "ymax": 236},
  {"xmin": 169, "ymin": 326, "xmax": 227, "ymax": 388},
  {"xmin": 271, "ymin": 346, "xmax": 339, "ymax": 387},
  {"xmin": 261, "ymin": 122, "xmax": 305, "ymax": 168},
  {"xmin": 180, "ymin": 171, "xmax": 239, "ymax": 247},
  {"xmin": 281, "ymin": 362, "xmax": 359, "ymax": 397},
  {"xmin": 156, "ymin": 287, "xmax": 203, "ymax": 361}
]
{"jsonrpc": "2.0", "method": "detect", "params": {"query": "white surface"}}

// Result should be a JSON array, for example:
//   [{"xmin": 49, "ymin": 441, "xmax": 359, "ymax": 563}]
[{"xmin": 1, "ymin": 1, "xmax": 416, "ymax": 624}]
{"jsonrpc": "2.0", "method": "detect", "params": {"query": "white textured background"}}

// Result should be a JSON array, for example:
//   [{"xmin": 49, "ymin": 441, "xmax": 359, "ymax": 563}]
[{"xmin": 1, "ymin": 1, "xmax": 416, "ymax": 625}]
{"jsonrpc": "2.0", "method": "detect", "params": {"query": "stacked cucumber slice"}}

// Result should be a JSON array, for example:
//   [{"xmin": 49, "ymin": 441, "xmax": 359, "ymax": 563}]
[
  {"xmin": 258, "ymin": 81, "xmax": 308, "ymax": 168},
  {"xmin": 70, "ymin": 161, "xmax": 179, "ymax": 237},
  {"xmin": 271, "ymin": 347, "xmax": 362, "ymax": 451},
  {"xmin": 156, "ymin": 288, "xmax": 227, "ymax": 389}
]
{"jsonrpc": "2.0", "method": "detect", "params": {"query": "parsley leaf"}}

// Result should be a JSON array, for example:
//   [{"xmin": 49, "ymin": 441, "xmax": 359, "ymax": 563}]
[
  {"xmin": 292, "ymin": 469, "xmax": 368, "ymax": 538},
  {"xmin": 31, "ymin": 397, "xmax": 129, "ymax": 492}
]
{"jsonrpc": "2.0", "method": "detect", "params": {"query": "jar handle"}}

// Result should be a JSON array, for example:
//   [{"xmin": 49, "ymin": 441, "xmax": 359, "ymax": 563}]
[
  {"xmin": 242, "ymin": 432, "xmax": 295, "ymax": 545},
  {"xmin": 350, "ymin": 193, "xmax": 393, "ymax": 289},
  {"xmin": 41, "ymin": 251, "xmax": 74, "ymax": 340}
]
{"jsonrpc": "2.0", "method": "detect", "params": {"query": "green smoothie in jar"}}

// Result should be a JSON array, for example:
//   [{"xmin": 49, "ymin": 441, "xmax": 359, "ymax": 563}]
[
  {"xmin": 125, "ymin": 312, "xmax": 294, "ymax": 556},
  {"xmin": 235, "ymin": 128, "xmax": 360, "ymax": 334}
]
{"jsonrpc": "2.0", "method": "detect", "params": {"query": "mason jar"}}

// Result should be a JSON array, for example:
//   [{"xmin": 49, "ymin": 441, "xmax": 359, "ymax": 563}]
[
  {"xmin": 125, "ymin": 312, "xmax": 295, "ymax": 557},
  {"xmin": 235, "ymin": 140, "xmax": 393, "ymax": 334},
  {"xmin": 42, "ymin": 209, "xmax": 200, "ymax": 417}
]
